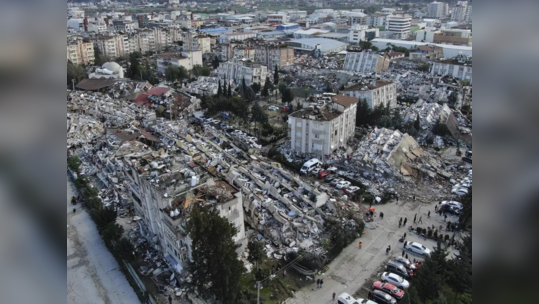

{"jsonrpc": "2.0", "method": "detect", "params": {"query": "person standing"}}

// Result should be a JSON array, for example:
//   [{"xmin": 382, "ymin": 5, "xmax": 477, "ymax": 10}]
[
  {"xmin": 413, "ymin": 195, "xmax": 416, "ymax": 201},
  {"xmin": 402, "ymin": 250, "xmax": 405, "ymax": 257},
  {"xmin": 413, "ymin": 214, "xmax": 417, "ymax": 223},
  {"xmin": 444, "ymin": 214, "xmax": 448, "ymax": 222},
  {"xmin": 403, "ymin": 218, "xmax": 408, "ymax": 226},
  {"xmin": 333, "ymin": 292, "xmax": 336, "ymax": 301},
  {"xmin": 320, "ymin": 279, "xmax": 324, "ymax": 288},
  {"xmin": 418, "ymin": 216, "xmax": 422, "ymax": 224},
  {"xmin": 359, "ymin": 241, "xmax": 363, "ymax": 249},
  {"xmin": 427, "ymin": 211, "xmax": 431, "ymax": 217},
  {"xmin": 435, "ymin": 204, "xmax": 438, "ymax": 212},
  {"xmin": 399, "ymin": 218, "xmax": 402, "ymax": 227},
  {"xmin": 317, "ymin": 279, "xmax": 320, "ymax": 288},
  {"xmin": 403, "ymin": 232, "xmax": 407, "ymax": 240}
]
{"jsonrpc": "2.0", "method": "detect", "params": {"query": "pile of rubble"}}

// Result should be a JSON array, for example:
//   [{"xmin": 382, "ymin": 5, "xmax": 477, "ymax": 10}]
[{"xmin": 294, "ymin": 54, "xmax": 344, "ymax": 70}]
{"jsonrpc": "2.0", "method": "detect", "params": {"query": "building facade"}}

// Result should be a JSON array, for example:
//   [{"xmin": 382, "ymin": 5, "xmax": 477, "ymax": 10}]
[
  {"xmin": 288, "ymin": 96, "xmax": 357, "ymax": 156},
  {"xmin": 157, "ymin": 51, "xmax": 203, "ymax": 73},
  {"xmin": 451, "ymin": 5, "xmax": 467, "ymax": 22},
  {"xmin": 67, "ymin": 38, "xmax": 95, "ymax": 65},
  {"xmin": 216, "ymin": 59, "xmax": 268, "ymax": 86},
  {"xmin": 428, "ymin": 1, "xmax": 449, "ymax": 18},
  {"xmin": 431, "ymin": 55, "xmax": 472, "ymax": 84},
  {"xmin": 343, "ymin": 81, "xmax": 397, "ymax": 109},
  {"xmin": 349, "ymin": 24, "xmax": 380, "ymax": 44},
  {"xmin": 219, "ymin": 32, "xmax": 257, "ymax": 44},
  {"xmin": 253, "ymin": 43, "xmax": 295, "ymax": 68},
  {"xmin": 433, "ymin": 29, "xmax": 472, "ymax": 46},
  {"xmin": 367, "ymin": 15, "xmax": 386, "ymax": 27},
  {"xmin": 385, "ymin": 15, "xmax": 412, "ymax": 39},
  {"xmin": 343, "ymin": 50, "xmax": 388, "ymax": 73}
]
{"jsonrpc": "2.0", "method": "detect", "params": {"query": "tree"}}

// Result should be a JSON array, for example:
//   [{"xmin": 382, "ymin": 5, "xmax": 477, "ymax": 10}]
[
  {"xmin": 448, "ymin": 91, "xmax": 458, "ymax": 105},
  {"xmin": 223, "ymin": 79, "xmax": 228, "ymax": 97},
  {"xmin": 414, "ymin": 115, "xmax": 421, "ymax": 130},
  {"xmin": 91, "ymin": 206, "xmax": 117, "ymax": 231},
  {"xmin": 281, "ymin": 88, "xmax": 294, "ymax": 104},
  {"xmin": 417, "ymin": 64, "xmax": 430, "ymax": 72},
  {"xmin": 186, "ymin": 205, "xmax": 244, "ymax": 304},
  {"xmin": 67, "ymin": 155, "xmax": 81, "ymax": 175},
  {"xmin": 251, "ymin": 102, "xmax": 268, "ymax": 126},
  {"xmin": 359, "ymin": 40, "xmax": 373, "ymax": 50},
  {"xmin": 356, "ymin": 98, "xmax": 372, "ymax": 126},
  {"xmin": 102, "ymin": 222, "xmax": 124, "ymax": 247},
  {"xmin": 251, "ymin": 83, "xmax": 261, "ymax": 94},
  {"xmin": 391, "ymin": 107, "xmax": 403, "ymax": 129},
  {"xmin": 212, "ymin": 56, "xmax": 220, "ymax": 69},
  {"xmin": 67, "ymin": 61, "xmax": 87, "ymax": 87},
  {"xmin": 247, "ymin": 240, "xmax": 265, "ymax": 268},
  {"xmin": 414, "ymin": 242, "xmax": 448, "ymax": 302},
  {"xmin": 227, "ymin": 81, "xmax": 232, "ymax": 97},
  {"xmin": 201, "ymin": 66, "xmax": 211, "ymax": 76},
  {"xmin": 459, "ymin": 188, "xmax": 472, "ymax": 228},
  {"xmin": 128, "ymin": 52, "xmax": 142, "ymax": 79},
  {"xmin": 217, "ymin": 79, "xmax": 222, "ymax": 97},
  {"xmin": 93, "ymin": 46, "xmax": 106, "ymax": 66},
  {"xmin": 433, "ymin": 121, "xmax": 451, "ymax": 136},
  {"xmin": 262, "ymin": 78, "xmax": 270, "ymax": 97},
  {"xmin": 115, "ymin": 238, "xmax": 135, "ymax": 261},
  {"xmin": 273, "ymin": 65, "xmax": 279, "ymax": 85}
]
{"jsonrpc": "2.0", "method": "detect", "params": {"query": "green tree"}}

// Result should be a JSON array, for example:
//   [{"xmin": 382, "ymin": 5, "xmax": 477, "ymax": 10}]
[
  {"xmin": 201, "ymin": 66, "xmax": 211, "ymax": 76},
  {"xmin": 281, "ymin": 88, "xmax": 294, "ymax": 104},
  {"xmin": 115, "ymin": 238, "xmax": 135, "ymax": 261},
  {"xmin": 212, "ymin": 56, "xmax": 220, "ymax": 69},
  {"xmin": 458, "ymin": 188, "xmax": 472, "ymax": 228},
  {"xmin": 414, "ymin": 242, "xmax": 448, "ymax": 302},
  {"xmin": 437, "ymin": 292, "xmax": 448, "ymax": 304},
  {"xmin": 217, "ymin": 79, "xmax": 222, "ymax": 97},
  {"xmin": 247, "ymin": 240, "xmax": 265, "ymax": 268},
  {"xmin": 223, "ymin": 79, "xmax": 228, "ymax": 97},
  {"xmin": 227, "ymin": 81, "xmax": 232, "ymax": 97},
  {"xmin": 165, "ymin": 65, "xmax": 188, "ymax": 82},
  {"xmin": 251, "ymin": 82, "xmax": 261, "ymax": 94},
  {"xmin": 102, "ymin": 222, "xmax": 124, "ymax": 247},
  {"xmin": 262, "ymin": 78, "xmax": 270, "ymax": 97},
  {"xmin": 251, "ymin": 102, "xmax": 268, "ymax": 126},
  {"xmin": 93, "ymin": 46, "xmax": 106, "ymax": 66},
  {"xmin": 356, "ymin": 98, "xmax": 372, "ymax": 126},
  {"xmin": 273, "ymin": 65, "xmax": 279, "ymax": 85},
  {"xmin": 67, "ymin": 61, "xmax": 87, "ymax": 87},
  {"xmin": 391, "ymin": 107, "xmax": 403, "ymax": 129},
  {"xmin": 359, "ymin": 40, "xmax": 372, "ymax": 49},
  {"xmin": 91, "ymin": 206, "xmax": 117, "ymax": 231},
  {"xmin": 128, "ymin": 52, "xmax": 142, "ymax": 79},
  {"xmin": 186, "ymin": 205, "xmax": 244, "ymax": 304},
  {"xmin": 417, "ymin": 64, "xmax": 430, "ymax": 72},
  {"xmin": 67, "ymin": 155, "xmax": 81, "ymax": 175}
]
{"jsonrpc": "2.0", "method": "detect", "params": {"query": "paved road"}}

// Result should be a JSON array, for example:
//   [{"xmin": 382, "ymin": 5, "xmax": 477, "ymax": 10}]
[
  {"xmin": 286, "ymin": 199, "xmax": 459, "ymax": 304},
  {"xmin": 67, "ymin": 179, "xmax": 141, "ymax": 304}
]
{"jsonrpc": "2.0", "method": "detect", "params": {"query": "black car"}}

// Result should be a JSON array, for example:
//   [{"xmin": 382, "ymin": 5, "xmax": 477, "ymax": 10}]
[
  {"xmin": 386, "ymin": 261, "xmax": 411, "ymax": 279},
  {"xmin": 391, "ymin": 257, "xmax": 416, "ymax": 271},
  {"xmin": 440, "ymin": 204, "xmax": 461, "ymax": 216},
  {"xmin": 372, "ymin": 290, "xmax": 397, "ymax": 304}
]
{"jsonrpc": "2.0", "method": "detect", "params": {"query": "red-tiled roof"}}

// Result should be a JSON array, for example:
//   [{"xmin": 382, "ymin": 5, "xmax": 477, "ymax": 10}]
[{"xmin": 332, "ymin": 95, "xmax": 358, "ymax": 108}]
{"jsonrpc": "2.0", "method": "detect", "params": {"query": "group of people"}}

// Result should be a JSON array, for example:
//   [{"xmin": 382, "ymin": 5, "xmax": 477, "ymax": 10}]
[{"xmin": 316, "ymin": 278, "xmax": 324, "ymax": 289}]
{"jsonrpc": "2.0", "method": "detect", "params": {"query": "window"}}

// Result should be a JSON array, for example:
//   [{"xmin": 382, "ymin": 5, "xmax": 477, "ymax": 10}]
[
  {"xmin": 335, "ymin": 130, "xmax": 338, "ymax": 135},
  {"xmin": 314, "ymin": 134, "xmax": 319, "ymax": 139}
]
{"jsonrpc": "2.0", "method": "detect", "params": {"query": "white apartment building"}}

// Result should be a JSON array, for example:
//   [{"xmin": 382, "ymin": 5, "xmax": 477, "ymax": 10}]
[
  {"xmin": 343, "ymin": 80, "xmax": 397, "ymax": 109},
  {"xmin": 288, "ymin": 95, "xmax": 358, "ymax": 156},
  {"xmin": 428, "ymin": 2, "xmax": 449, "ymax": 18},
  {"xmin": 431, "ymin": 55, "xmax": 472, "ymax": 84},
  {"xmin": 87, "ymin": 21, "xmax": 108, "ymax": 33},
  {"xmin": 267, "ymin": 13, "xmax": 289, "ymax": 24},
  {"xmin": 183, "ymin": 32, "xmax": 211, "ymax": 53},
  {"xmin": 385, "ymin": 15, "xmax": 412, "ymax": 39},
  {"xmin": 67, "ymin": 38, "xmax": 95, "ymax": 65},
  {"xmin": 367, "ymin": 15, "xmax": 386, "ymax": 27},
  {"xmin": 349, "ymin": 24, "xmax": 380, "ymax": 44},
  {"xmin": 415, "ymin": 29, "xmax": 441, "ymax": 43},
  {"xmin": 216, "ymin": 59, "xmax": 267, "ymax": 86},
  {"xmin": 219, "ymin": 32, "xmax": 256, "ymax": 44},
  {"xmin": 157, "ymin": 51, "xmax": 203, "ymax": 73},
  {"xmin": 345, "ymin": 12, "xmax": 367, "ymax": 26},
  {"xmin": 451, "ymin": 5, "xmax": 467, "ymax": 22},
  {"xmin": 343, "ymin": 50, "xmax": 387, "ymax": 73}
]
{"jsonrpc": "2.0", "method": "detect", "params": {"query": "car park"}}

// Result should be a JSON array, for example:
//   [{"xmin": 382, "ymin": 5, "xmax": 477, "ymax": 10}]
[
  {"xmin": 300, "ymin": 158, "xmax": 322, "ymax": 174},
  {"xmin": 372, "ymin": 281, "xmax": 404, "ymax": 300},
  {"xmin": 381, "ymin": 272, "xmax": 409, "ymax": 289},
  {"xmin": 391, "ymin": 257, "xmax": 417, "ymax": 271},
  {"xmin": 372, "ymin": 290, "xmax": 397, "ymax": 304},
  {"xmin": 405, "ymin": 242, "xmax": 431, "ymax": 257},
  {"xmin": 325, "ymin": 175, "xmax": 336, "ymax": 183},
  {"xmin": 451, "ymin": 187, "xmax": 468, "ymax": 196},
  {"xmin": 311, "ymin": 167, "xmax": 323, "ymax": 175},
  {"xmin": 440, "ymin": 204, "xmax": 461, "ymax": 215},
  {"xmin": 318, "ymin": 171, "xmax": 331, "ymax": 179},
  {"xmin": 336, "ymin": 180, "xmax": 352, "ymax": 189},
  {"xmin": 441, "ymin": 201, "xmax": 463, "ymax": 210},
  {"xmin": 386, "ymin": 261, "xmax": 411, "ymax": 278},
  {"xmin": 330, "ymin": 178, "xmax": 344, "ymax": 186}
]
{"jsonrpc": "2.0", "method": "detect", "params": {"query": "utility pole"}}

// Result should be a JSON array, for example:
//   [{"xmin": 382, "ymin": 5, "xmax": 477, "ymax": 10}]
[
  {"xmin": 257, "ymin": 281, "xmax": 260, "ymax": 304},
  {"xmin": 72, "ymin": 78, "xmax": 75, "ymax": 91}
]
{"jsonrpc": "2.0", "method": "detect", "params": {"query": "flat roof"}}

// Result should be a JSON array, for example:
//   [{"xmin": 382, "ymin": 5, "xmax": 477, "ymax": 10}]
[
  {"xmin": 332, "ymin": 95, "xmax": 358, "ymax": 107},
  {"xmin": 286, "ymin": 38, "xmax": 347, "ymax": 52},
  {"xmin": 372, "ymin": 38, "xmax": 472, "ymax": 50},
  {"xmin": 290, "ymin": 108, "xmax": 340, "ymax": 121}
]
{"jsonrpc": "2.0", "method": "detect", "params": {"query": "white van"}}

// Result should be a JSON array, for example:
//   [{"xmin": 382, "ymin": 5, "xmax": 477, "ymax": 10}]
[
  {"xmin": 337, "ymin": 293, "xmax": 361, "ymax": 304},
  {"xmin": 300, "ymin": 158, "xmax": 322, "ymax": 174}
]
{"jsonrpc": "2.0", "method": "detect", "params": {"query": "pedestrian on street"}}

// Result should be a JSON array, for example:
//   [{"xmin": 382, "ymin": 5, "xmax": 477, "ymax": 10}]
[
  {"xmin": 413, "ymin": 195, "xmax": 416, "ymax": 201},
  {"xmin": 399, "ymin": 218, "xmax": 402, "ymax": 227},
  {"xmin": 404, "ymin": 241, "xmax": 408, "ymax": 247},
  {"xmin": 406, "ymin": 254, "xmax": 409, "ymax": 259},
  {"xmin": 368, "ymin": 291, "xmax": 373, "ymax": 300},
  {"xmin": 359, "ymin": 241, "xmax": 363, "ymax": 249},
  {"xmin": 418, "ymin": 216, "xmax": 422, "ymax": 224},
  {"xmin": 369, "ymin": 201, "xmax": 372, "ymax": 208},
  {"xmin": 444, "ymin": 214, "xmax": 448, "ymax": 222},
  {"xmin": 320, "ymin": 279, "xmax": 324, "ymax": 288},
  {"xmin": 397, "ymin": 196, "xmax": 399, "ymax": 203},
  {"xmin": 73, "ymin": 208, "xmax": 76, "ymax": 214},
  {"xmin": 317, "ymin": 279, "xmax": 320, "ymax": 288},
  {"xmin": 333, "ymin": 292, "xmax": 336, "ymax": 301},
  {"xmin": 428, "ymin": 211, "xmax": 431, "ymax": 217},
  {"xmin": 403, "ymin": 232, "xmax": 407, "ymax": 239},
  {"xmin": 403, "ymin": 218, "xmax": 407, "ymax": 226},
  {"xmin": 447, "ymin": 222, "xmax": 451, "ymax": 231},
  {"xmin": 435, "ymin": 204, "xmax": 438, "ymax": 211},
  {"xmin": 402, "ymin": 250, "xmax": 405, "ymax": 257},
  {"xmin": 380, "ymin": 212, "xmax": 384, "ymax": 219},
  {"xmin": 168, "ymin": 295, "xmax": 172, "ymax": 304},
  {"xmin": 413, "ymin": 214, "xmax": 417, "ymax": 223}
]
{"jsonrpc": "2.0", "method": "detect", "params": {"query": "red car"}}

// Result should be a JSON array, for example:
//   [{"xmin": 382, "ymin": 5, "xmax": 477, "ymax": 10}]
[
  {"xmin": 318, "ymin": 171, "xmax": 330, "ymax": 179},
  {"xmin": 372, "ymin": 281, "xmax": 405, "ymax": 300}
]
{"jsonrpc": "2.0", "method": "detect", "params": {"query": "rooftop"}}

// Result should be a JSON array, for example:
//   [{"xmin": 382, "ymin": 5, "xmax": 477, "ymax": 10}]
[
  {"xmin": 332, "ymin": 95, "xmax": 358, "ymax": 108},
  {"xmin": 290, "ymin": 108, "xmax": 340, "ymax": 121},
  {"xmin": 345, "ymin": 80, "xmax": 394, "ymax": 91}
]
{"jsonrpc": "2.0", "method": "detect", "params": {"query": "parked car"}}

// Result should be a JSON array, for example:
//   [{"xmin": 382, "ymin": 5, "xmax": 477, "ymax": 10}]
[
  {"xmin": 325, "ymin": 175, "xmax": 336, "ymax": 182},
  {"xmin": 336, "ymin": 180, "xmax": 352, "ymax": 189},
  {"xmin": 405, "ymin": 242, "xmax": 431, "ymax": 257},
  {"xmin": 381, "ymin": 272, "xmax": 410, "ymax": 289},
  {"xmin": 392, "ymin": 257, "xmax": 417, "ymax": 271},
  {"xmin": 386, "ymin": 261, "xmax": 411, "ymax": 278},
  {"xmin": 330, "ymin": 178, "xmax": 344, "ymax": 186},
  {"xmin": 372, "ymin": 281, "xmax": 405, "ymax": 300},
  {"xmin": 441, "ymin": 201, "xmax": 463, "ymax": 210},
  {"xmin": 311, "ymin": 167, "xmax": 323, "ymax": 175},
  {"xmin": 318, "ymin": 171, "xmax": 331, "ymax": 179},
  {"xmin": 451, "ymin": 187, "xmax": 468, "ymax": 196},
  {"xmin": 371, "ymin": 290, "xmax": 397, "ymax": 304},
  {"xmin": 345, "ymin": 186, "xmax": 360, "ymax": 194},
  {"xmin": 355, "ymin": 299, "xmax": 377, "ymax": 304},
  {"xmin": 440, "ymin": 204, "xmax": 461, "ymax": 216}
]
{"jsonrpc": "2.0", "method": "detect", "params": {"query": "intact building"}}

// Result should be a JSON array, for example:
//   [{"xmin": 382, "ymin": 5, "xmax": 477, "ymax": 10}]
[
  {"xmin": 288, "ymin": 95, "xmax": 357, "ymax": 156},
  {"xmin": 253, "ymin": 43, "xmax": 295, "ymax": 68},
  {"xmin": 216, "ymin": 59, "xmax": 268, "ymax": 86},
  {"xmin": 385, "ymin": 15, "xmax": 412, "ymax": 39},
  {"xmin": 67, "ymin": 38, "xmax": 95, "ymax": 65},
  {"xmin": 349, "ymin": 24, "xmax": 380, "ymax": 44},
  {"xmin": 428, "ymin": 2, "xmax": 449, "ymax": 18},
  {"xmin": 219, "ymin": 32, "xmax": 256, "ymax": 44},
  {"xmin": 343, "ymin": 80, "xmax": 397, "ymax": 109},
  {"xmin": 433, "ymin": 29, "xmax": 472, "ymax": 46},
  {"xmin": 451, "ymin": 5, "xmax": 467, "ymax": 22}
]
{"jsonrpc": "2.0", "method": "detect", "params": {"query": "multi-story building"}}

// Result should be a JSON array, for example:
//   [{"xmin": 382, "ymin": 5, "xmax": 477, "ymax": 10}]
[
  {"xmin": 233, "ymin": 46, "xmax": 256, "ymax": 60},
  {"xmin": 287, "ymin": 95, "xmax": 358, "ymax": 156},
  {"xmin": 67, "ymin": 38, "xmax": 95, "ymax": 65},
  {"xmin": 156, "ymin": 51, "xmax": 203, "ymax": 73},
  {"xmin": 451, "ymin": 5, "xmax": 467, "ymax": 22},
  {"xmin": 345, "ymin": 12, "xmax": 367, "ymax": 26},
  {"xmin": 267, "ymin": 13, "xmax": 288, "ymax": 24},
  {"xmin": 465, "ymin": 5, "xmax": 472, "ymax": 24},
  {"xmin": 343, "ymin": 49, "xmax": 389, "ymax": 73},
  {"xmin": 113, "ymin": 20, "xmax": 138, "ymax": 32},
  {"xmin": 216, "ymin": 59, "xmax": 268, "ymax": 86},
  {"xmin": 253, "ymin": 43, "xmax": 295, "ymax": 69},
  {"xmin": 428, "ymin": 1, "xmax": 449, "ymax": 18},
  {"xmin": 183, "ymin": 32, "xmax": 211, "ymax": 53},
  {"xmin": 343, "ymin": 80, "xmax": 397, "ymax": 109},
  {"xmin": 219, "ymin": 32, "xmax": 256, "ymax": 44},
  {"xmin": 367, "ymin": 15, "xmax": 386, "ymax": 27},
  {"xmin": 349, "ymin": 24, "xmax": 380, "ymax": 44},
  {"xmin": 409, "ymin": 45, "xmax": 444, "ymax": 61},
  {"xmin": 385, "ymin": 15, "xmax": 412, "ymax": 39},
  {"xmin": 431, "ymin": 54, "xmax": 472, "ymax": 84},
  {"xmin": 433, "ymin": 29, "xmax": 472, "ymax": 45}
]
